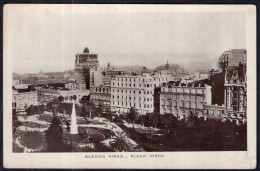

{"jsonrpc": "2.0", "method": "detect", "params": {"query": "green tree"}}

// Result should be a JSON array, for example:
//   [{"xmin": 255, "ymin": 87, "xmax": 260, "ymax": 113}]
[
  {"xmin": 45, "ymin": 117, "xmax": 64, "ymax": 152},
  {"xmin": 72, "ymin": 95, "xmax": 77, "ymax": 101},
  {"xmin": 138, "ymin": 115, "xmax": 146, "ymax": 127},
  {"xmin": 38, "ymin": 105, "xmax": 45, "ymax": 115},
  {"xmin": 46, "ymin": 98, "xmax": 61, "ymax": 116},
  {"xmin": 26, "ymin": 105, "xmax": 35, "ymax": 116},
  {"xmin": 94, "ymin": 103, "xmax": 103, "ymax": 121},
  {"xmin": 12, "ymin": 109, "xmax": 22, "ymax": 134},
  {"xmin": 58, "ymin": 95, "xmax": 64, "ymax": 103},
  {"xmin": 147, "ymin": 112, "xmax": 160, "ymax": 129},
  {"xmin": 160, "ymin": 114, "xmax": 173, "ymax": 133},
  {"xmin": 127, "ymin": 107, "xmax": 138, "ymax": 129},
  {"xmin": 80, "ymin": 97, "xmax": 95, "ymax": 119}
]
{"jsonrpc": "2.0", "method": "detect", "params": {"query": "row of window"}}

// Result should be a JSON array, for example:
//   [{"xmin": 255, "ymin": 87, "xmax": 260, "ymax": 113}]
[
  {"xmin": 116, "ymin": 77, "xmax": 168, "ymax": 82},
  {"xmin": 95, "ymin": 87, "xmax": 110, "ymax": 93},
  {"xmin": 161, "ymin": 100, "xmax": 204, "ymax": 109},
  {"xmin": 112, "ymin": 89, "xmax": 153, "ymax": 95},
  {"xmin": 162, "ymin": 94, "xmax": 205, "ymax": 101},
  {"xmin": 162, "ymin": 88, "xmax": 205, "ymax": 94},
  {"xmin": 91, "ymin": 95, "xmax": 110, "ymax": 101},
  {"xmin": 112, "ymin": 101, "xmax": 153, "ymax": 109},
  {"xmin": 112, "ymin": 95, "xmax": 153, "ymax": 101},
  {"xmin": 112, "ymin": 82, "xmax": 157, "ymax": 88}
]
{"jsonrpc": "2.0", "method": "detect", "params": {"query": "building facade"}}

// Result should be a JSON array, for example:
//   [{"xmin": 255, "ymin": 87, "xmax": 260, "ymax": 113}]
[
  {"xmin": 159, "ymin": 82, "xmax": 212, "ymax": 119},
  {"xmin": 35, "ymin": 86, "xmax": 90, "ymax": 104},
  {"xmin": 110, "ymin": 74, "xmax": 169, "ymax": 115},
  {"xmin": 90, "ymin": 85, "xmax": 111, "ymax": 111},
  {"xmin": 12, "ymin": 89, "xmax": 38, "ymax": 112},
  {"xmin": 224, "ymin": 64, "xmax": 247, "ymax": 124},
  {"xmin": 65, "ymin": 83, "xmax": 86, "ymax": 90},
  {"xmin": 74, "ymin": 47, "xmax": 103, "ymax": 89}
]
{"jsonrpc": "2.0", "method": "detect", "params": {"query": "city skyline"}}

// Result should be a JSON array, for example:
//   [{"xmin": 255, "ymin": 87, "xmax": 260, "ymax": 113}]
[{"xmin": 8, "ymin": 5, "xmax": 246, "ymax": 74}]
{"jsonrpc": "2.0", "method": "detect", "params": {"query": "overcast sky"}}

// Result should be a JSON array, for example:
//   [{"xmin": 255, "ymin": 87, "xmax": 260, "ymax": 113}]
[{"xmin": 6, "ymin": 5, "xmax": 246, "ymax": 74}]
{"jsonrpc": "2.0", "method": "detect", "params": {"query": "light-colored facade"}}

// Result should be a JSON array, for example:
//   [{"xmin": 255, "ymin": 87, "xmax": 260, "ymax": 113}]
[
  {"xmin": 12, "ymin": 90, "xmax": 38, "ymax": 112},
  {"xmin": 160, "ymin": 82, "xmax": 212, "ymax": 119},
  {"xmin": 12, "ymin": 84, "xmax": 30, "ymax": 89},
  {"xmin": 35, "ymin": 86, "xmax": 90, "ymax": 104},
  {"xmin": 90, "ymin": 85, "xmax": 111, "ymax": 110},
  {"xmin": 110, "ymin": 74, "xmax": 169, "ymax": 115},
  {"xmin": 65, "ymin": 83, "xmax": 86, "ymax": 90}
]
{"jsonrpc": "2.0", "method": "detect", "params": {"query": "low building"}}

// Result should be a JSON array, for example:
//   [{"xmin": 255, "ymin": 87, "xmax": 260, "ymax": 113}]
[
  {"xmin": 12, "ymin": 88, "xmax": 38, "ymax": 112},
  {"xmin": 12, "ymin": 83, "xmax": 31, "ymax": 90},
  {"xmin": 65, "ymin": 83, "xmax": 86, "ymax": 90},
  {"xmin": 35, "ymin": 85, "xmax": 90, "ymax": 105},
  {"xmin": 204, "ymin": 104, "xmax": 226, "ymax": 120},
  {"xmin": 159, "ymin": 82, "xmax": 212, "ymax": 120},
  {"xmin": 90, "ymin": 85, "xmax": 111, "ymax": 111}
]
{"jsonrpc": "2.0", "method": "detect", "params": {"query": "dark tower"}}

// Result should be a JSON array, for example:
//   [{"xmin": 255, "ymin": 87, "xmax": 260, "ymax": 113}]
[{"xmin": 165, "ymin": 61, "xmax": 169, "ymax": 70}]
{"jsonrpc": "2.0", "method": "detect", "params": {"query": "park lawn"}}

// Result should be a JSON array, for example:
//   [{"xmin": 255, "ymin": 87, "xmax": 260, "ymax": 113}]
[
  {"xmin": 38, "ymin": 114, "xmax": 53, "ymax": 123},
  {"xmin": 20, "ymin": 131, "xmax": 46, "ymax": 150},
  {"xmin": 23, "ymin": 122, "xmax": 49, "ymax": 128},
  {"xmin": 13, "ymin": 142, "xmax": 23, "ymax": 153}
]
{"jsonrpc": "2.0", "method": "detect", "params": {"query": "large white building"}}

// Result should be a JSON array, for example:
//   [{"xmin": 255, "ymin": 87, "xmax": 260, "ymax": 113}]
[{"xmin": 110, "ymin": 74, "xmax": 170, "ymax": 115}]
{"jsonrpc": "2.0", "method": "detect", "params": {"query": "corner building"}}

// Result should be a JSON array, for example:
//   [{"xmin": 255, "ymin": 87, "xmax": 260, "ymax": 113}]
[{"xmin": 160, "ymin": 82, "xmax": 212, "ymax": 119}]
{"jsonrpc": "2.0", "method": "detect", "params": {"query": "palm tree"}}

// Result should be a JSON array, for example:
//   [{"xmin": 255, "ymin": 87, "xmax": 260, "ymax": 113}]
[
  {"xmin": 80, "ymin": 97, "xmax": 95, "ymax": 120},
  {"xmin": 52, "ymin": 98, "xmax": 60, "ymax": 116},
  {"xmin": 109, "ymin": 132, "xmax": 130, "ymax": 152},
  {"xmin": 160, "ymin": 114, "xmax": 173, "ymax": 133},
  {"xmin": 45, "ymin": 116, "xmax": 64, "ymax": 152}
]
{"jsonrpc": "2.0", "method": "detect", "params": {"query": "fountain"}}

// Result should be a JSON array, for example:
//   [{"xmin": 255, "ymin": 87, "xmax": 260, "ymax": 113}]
[{"xmin": 70, "ymin": 101, "xmax": 78, "ymax": 134}]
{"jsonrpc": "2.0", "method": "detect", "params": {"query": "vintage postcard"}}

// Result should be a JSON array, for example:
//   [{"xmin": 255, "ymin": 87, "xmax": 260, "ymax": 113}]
[{"xmin": 3, "ymin": 4, "xmax": 256, "ymax": 169}]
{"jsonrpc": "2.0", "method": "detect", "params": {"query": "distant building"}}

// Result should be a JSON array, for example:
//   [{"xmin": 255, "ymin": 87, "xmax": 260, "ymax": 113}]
[
  {"xmin": 204, "ymin": 104, "xmax": 226, "ymax": 120},
  {"xmin": 65, "ymin": 83, "xmax": 86, "ymax": 90},
  {"xmin": 218, "ymin": 49, "xmax": 246, "ymax": 72},
  {"xmin": 25, "ymin": 77, "xmax": 66, "ymax": 86},
  {"xmin": 159, "ymin": 82, "xmax": 212, "ymax": 120},
  {"xmin": 74, "ymin": 47, "xmax": 103, "ymax": 89},
  {"xmin": 102, "ymin": 63, "xmax": 125, "ymax": 86},
  {"xmin": 110, "ymin": 74, "xmax": 169, "ymax": 115},
  {"xmin": 90, "ymin": 85, "xmax": 111, "ymax": 111},
  {"xmin": 12, "ymin": 87, "xmax": 38, "ymax": 112},
  {"xmin": 12, "ymin": 80, "xmax": 20, "ymax": 85},
  {"xmin": 194, "ymin": 72, "xmax": 209, "ymax": 80},
  {"xmin": 12, "ymin": 84, "xmax": 31, "ymax": 90},
  {"xmin": 35, "ymin": 85, "xmax": 90, "ymax": 104}
]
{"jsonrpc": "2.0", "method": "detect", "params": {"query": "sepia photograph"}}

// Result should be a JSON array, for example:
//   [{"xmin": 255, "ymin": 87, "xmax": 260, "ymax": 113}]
[{"xmin": 3, "ymin": 4, "xmax": 256, "ymax": 169}]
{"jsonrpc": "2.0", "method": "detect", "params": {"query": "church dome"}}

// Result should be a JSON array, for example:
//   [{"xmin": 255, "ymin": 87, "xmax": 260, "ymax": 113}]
[{"xmin": 84, "ymin": 47, "xmax": 89, "ymax": 53}]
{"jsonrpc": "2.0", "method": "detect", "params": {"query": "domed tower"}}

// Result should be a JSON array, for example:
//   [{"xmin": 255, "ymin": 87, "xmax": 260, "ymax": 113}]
[{"xmin": 83, "ymin": 47, "xmax": 89, "ymax": 53}]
